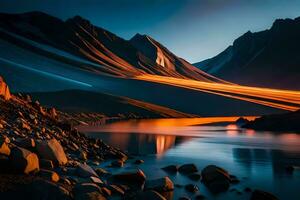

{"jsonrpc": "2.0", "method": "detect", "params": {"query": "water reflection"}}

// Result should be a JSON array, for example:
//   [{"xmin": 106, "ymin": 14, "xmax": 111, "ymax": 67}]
[{"xmin": 86, "ymin": 131, "xmax": 189, "ymax": 155}]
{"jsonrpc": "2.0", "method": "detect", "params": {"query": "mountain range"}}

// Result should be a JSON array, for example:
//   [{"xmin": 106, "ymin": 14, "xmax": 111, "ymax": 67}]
[
  {"xmin": 0, "ymin": 11, "xmax": 298, "ymax": 117},
  {"xmin": 194, "ymin": 17, "xmax": 300, "ymax": 90}
]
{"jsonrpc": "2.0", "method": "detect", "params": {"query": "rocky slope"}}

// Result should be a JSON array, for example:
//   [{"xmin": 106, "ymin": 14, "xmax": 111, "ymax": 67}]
[
  {"xmin": 195, "ymin": 17, "xmax": 300, "ymax": 90},
  {"xmin": 0, "ymin": 11, "xmax": 225, "ymax": 82}
]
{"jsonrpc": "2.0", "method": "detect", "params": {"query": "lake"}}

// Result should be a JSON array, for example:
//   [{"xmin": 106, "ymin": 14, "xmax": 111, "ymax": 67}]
[{"xmin": 77, "ymin": 117, "xmax": 300, "ymax": 200}]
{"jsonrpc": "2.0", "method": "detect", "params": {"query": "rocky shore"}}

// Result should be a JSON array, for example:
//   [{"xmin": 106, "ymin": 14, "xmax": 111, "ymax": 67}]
[{"xmin": 0, "ymin": 77, "xmax": 280, "ymax": 200}]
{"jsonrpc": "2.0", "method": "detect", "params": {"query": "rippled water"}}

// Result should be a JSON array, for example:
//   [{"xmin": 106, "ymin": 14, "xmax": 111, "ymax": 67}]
[{"xmin": 78, "ymin": 117, "xmax": 300, "ymax": 200}]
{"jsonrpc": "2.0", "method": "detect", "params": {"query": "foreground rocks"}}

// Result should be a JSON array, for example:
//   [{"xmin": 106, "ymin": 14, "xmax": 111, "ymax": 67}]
[
  {"xmin": 10, "ymin": 147, "xmax": 40, "ymax": 174},
  {"xmin": 201, "ymin": 165, "xmax": 231, "ymax": 193}
]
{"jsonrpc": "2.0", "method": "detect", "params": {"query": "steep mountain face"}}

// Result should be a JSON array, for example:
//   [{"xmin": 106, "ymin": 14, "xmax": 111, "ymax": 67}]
[
  {"xmin": 0, "ymin": 11, "xmax": 225, "ymax": 82},
  {"xmin": 194, "ymin": 17, "xmax": 300, "ymax": 90}
]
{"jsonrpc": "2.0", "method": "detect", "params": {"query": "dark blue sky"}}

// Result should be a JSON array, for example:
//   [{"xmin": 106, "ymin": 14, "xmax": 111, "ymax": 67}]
[{"xmin": 1, "ymin": 0, "xmax": 300, "ymax": 62}]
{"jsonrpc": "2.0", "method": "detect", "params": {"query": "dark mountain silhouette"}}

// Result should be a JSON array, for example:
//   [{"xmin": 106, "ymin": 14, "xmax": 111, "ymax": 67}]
[
  {"xmin": 195, "ymin": 17, "xmax": 300, "ymax": 90},
  {"xmin": 0, "ymin": 11, "xmax": 225, "ymax": 82}
]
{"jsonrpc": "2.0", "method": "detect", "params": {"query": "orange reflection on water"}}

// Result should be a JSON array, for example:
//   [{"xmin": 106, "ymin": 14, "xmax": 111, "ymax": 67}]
[{"xmin": 226, "ymin": 124, "xmax": 238, "ymax": 136}]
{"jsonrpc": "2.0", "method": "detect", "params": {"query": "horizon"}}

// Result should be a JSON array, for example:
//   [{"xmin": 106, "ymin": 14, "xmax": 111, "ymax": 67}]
[{"xmin": 1, "ymin": 0, "xmax": 300, "ymax": 63}]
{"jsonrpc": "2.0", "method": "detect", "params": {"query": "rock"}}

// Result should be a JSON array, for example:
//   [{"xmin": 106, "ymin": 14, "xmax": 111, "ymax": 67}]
[
  {"xmin": 107, "ymin": 184, "xmax": 125, "ymax": 195},
  {"xmin": 73, "ymin": 182, "xmax": 101, "ymax": 194},
  {"xmin": 50, "ymin": 108, "xmax": 58, "ymax": 118},
  {"xmin": 145, "ymin": 176, "xmax": 174, "ymax": 192},
  {"xmin": 80, "ymin": 150, "xmax": 88, "ymax": 161},
  {"xmin": 188, "ymin": 173, "xmax": 201, "ymax": 181},
  {"xmin": 15, "ymin": 138, "xmax": 35, "ymax": 149},
  {"xmin": 185, "ymin": 184, "xmax": 199, "ymax": 193},
  {"xmin": 201, "ymin": 165, "xmax": 231, "ymax": 193},
  {"xmin": 90, "ymin": 176, "xmax": 103, "ymax": 184},
  {"xmin": 111, "ymin": 159, "xmax": 124, "ymax": 167},
  {"xmin": 0, "ymin": 137, "xmax": 10, "ymax": 156},
  {"xmin": 250, "ymin": 190, "xmax": 279, "ymax": 200},
  {"xmin": 179, "ymin": 197, "xmax": 191, "ymax": 200},
  {"xmin": 7, "ymin": 180, "xmax": 70, "ymax": 200},
  {"xmin": 134, "ymin": 190, "xmax": 166, "ymax": 200},
  {"xmin": 112, "ymin": 169, "xmax": 146, "ymax": 184},
  {"xmin": 36, "ymin": 138, "xmax": 68, "ymax": 166},
  {"xmin": 178, "ymin": 163, "xmax": 198, "ymax": 174},
  {"xmin": 9, "ymin": 147, "xmax": 39, "ymax": 174},
  {"xmin": 236, "ymin": 117, "xmax": 250, "ymax": 126},
  {"xmin": 39, "ymin": 169, "xmax": 60, "ymax": 182},
  {"xmin": 95, "ymin": 168, "xmax": 110, "ymax": 177},
  {"xmin": 0, "ymin": 155, "xmax": 10, "ymax": 173},
  {"xmin": 134, "ymin": 159, "xmax": 144, "ymax": 164},
  {"xmin": 161, "ymin": 165, "xmax": 179, "ymax": 173},
  {"xmin": 100, "ymin": 187, "xmax": 112, "ymax": 196},
  {"xmin": 39, "ymin": 159, "xmax": 54, "ymax": 169},
  {"xmin": 0, "ymin": 76, "xmax": 11, "ymax": 100},
  {"xmin": 76, "ymin": 163, "xmax": 99, "ymax": 178}
]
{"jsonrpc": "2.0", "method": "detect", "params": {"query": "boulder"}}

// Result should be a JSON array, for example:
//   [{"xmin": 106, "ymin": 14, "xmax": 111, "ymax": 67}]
[
  {"xmin": 145, "ymin": 176, "xmax": 174, "ymax": 192},
  {"xmin": 112, "ymin": 169, "xmax": 146, "ymax": 184},
  {"xmin": 39, "ymin": 169, "xmax": 60, "ymax": 182},
  {"xmin": 10, "ymin": 147, "xmax": 39, "ymax": 174},
  {"xmin": 76, "ymin": 163, "xmax": 99, "ymax": 178},
  {"xmin": 73, "ymin": 183, "xmax": 105, "ymax": 200},
  {"xmin": 162, "ymin": 165, "xmax": 179, "ymax": 173},
  {"xmin": 0, "ymin": 155, "xmax": 10, "ymax": 173},
  {"xmin": 201, "ymin": 165, "xmax": 231, "ymax": 193},
  {"xmin": 75, "ymin": 191, "xmax": 106, "ymax": 200},
  {"xmin": 111, "ymin": 159, "xmax": 124, "ymax": 167},
  {"xmin": 134, "ymin": 190, "xmax": 166, "ymax": 200},
  {"xmin": 178, "ymin": 163, "xmax": 198, "ymax": 174},
  {"xmin": 250, "ymin": 190, "xmax": 279, "ymax": 200},
  {"xmin": 15, "ymin": 138, "xmax": 35, "ymax": 149},
  {"xmin": 36, "ymin": 138, "xmax": 68, "ymax": 166},
  {"xmin": 188, "ymin": 173, "xmax": 201, "ymax": 181}
]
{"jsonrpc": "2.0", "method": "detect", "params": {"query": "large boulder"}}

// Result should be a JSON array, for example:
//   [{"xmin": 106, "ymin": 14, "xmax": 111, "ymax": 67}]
[
  {"xmin": 0, "ymin": 76, "xmax": 11, "ymax": 100},
  {"xmin": 145, "ymin": 177, "xmax": 174, "ymax": 192},
  {"xmin": 112, "ymin": 169, "xmax": 146, "ymax": 185},
  {"xmin": 250, "ymin": 190, "xmax": 279, "ymax": 200},
  {"xmin": 76, "ymin": 163, "xmax": 99, "ymax": 178},
  {"xmin": 36, "ymin": 138, "xmax": 68, "ymax": 166},
  {"xmin": 9, "ymin": 147, "xmax": 39, "ymax": 174},
  {"xmin": 201, "ymin": 165, "xmax": 231, "ymax": 193}
]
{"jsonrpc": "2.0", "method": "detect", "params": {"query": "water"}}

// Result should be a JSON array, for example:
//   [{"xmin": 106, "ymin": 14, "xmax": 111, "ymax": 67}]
[{"xmin": 78, "ymin": 117, "xmax": 300, "ymax": 200}]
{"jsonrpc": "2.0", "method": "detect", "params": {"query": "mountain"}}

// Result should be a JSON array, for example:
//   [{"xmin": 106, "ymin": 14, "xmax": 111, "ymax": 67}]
[
  {"xmin": 194, "ymin": 17, "xmax": 300, "ymax": 90},
  {"xmin": 0, "ymin": 11, "xmax": 225, "ymax": 82}
]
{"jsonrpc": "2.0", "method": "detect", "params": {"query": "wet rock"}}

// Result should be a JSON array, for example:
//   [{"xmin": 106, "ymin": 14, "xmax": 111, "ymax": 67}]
[
  {"xmin": 80, "ymin": 150, "xmax": 88, "ymax": 161},
  {"xmin": 10, "ymin": 147, "xmax": 39, "ymax": 174},
  {"xmin": 188, "ymin": 172, "xmax": 201, "ymax": 181},
  {"xmin": 107, "ymin": 184, "xmax": 125, "ymax": 195},
  {"xmin": 39, "ymin": 169, "xmax": 60, "ymax": 182},
  {"xmin": 134, "ymin": 190, "xmax": 166, "ymax": 200},
  {"xmin": 100, "ymin": 187, "xmax": 112, "ymax": 196},
  {"xmin": 178, "ymin": 163, "xmax": 198, "ymax": 174},
  {"xmin": 134, "ymin": 159, "xmax": 144, "ymax": 164},
  {"xmin": 162, "ymin": 165, "xmax": 179, "ymax": 173},
  {"xmin": 76, "ymin": 163, "xmax": 99, "ymax": 178},
  {"xmin": 145, "ymin": 176, "xmax": 174, "ymax": 192},
  {"xmin": 15, "ymin": 138, "xmax": 35, "ymax": 149},
  {"xmin": 112, "ymin": 169, "xmax": 146, "ymax": 184},
  {"xmin": 73, "ymin": 183, "xmax": 104, "ymax": 200},
  {"xmin": 39, "ymin": 159, "xmax": 54, "ymax": 169},
  {"xmin": 230, "ymin": 175, "xmax": 240, "ymax": 184},
  {"xmin": 184, "ymin": 184, "xmax": 199, "ymax": 193},
  {"xmin": 111, "ymin": 159, "xmax": 124, "ymax": 167},
  {"xmin": 0, "ymin": 137, "xmax": 10, "ymax": 156},
  {"xmin": 201, "ymin": 165, "xmax": 231, "ymax": 193},
  {"xmin": 36, "ymin": 138, "xmax": 68, "ymax": 166},
  {"xmin": 76, "ymin": 191, "xmax": 106, "ymax": 200},
  {"xmin": 250, "ymin": 190, "xmax": 279, "ymax": 200}
]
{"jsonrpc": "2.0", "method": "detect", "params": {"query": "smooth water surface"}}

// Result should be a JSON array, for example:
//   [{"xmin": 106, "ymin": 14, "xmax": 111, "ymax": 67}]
[{"xmin": 78, "ymin": 117, "xmax": 300, "ymax": 200}]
